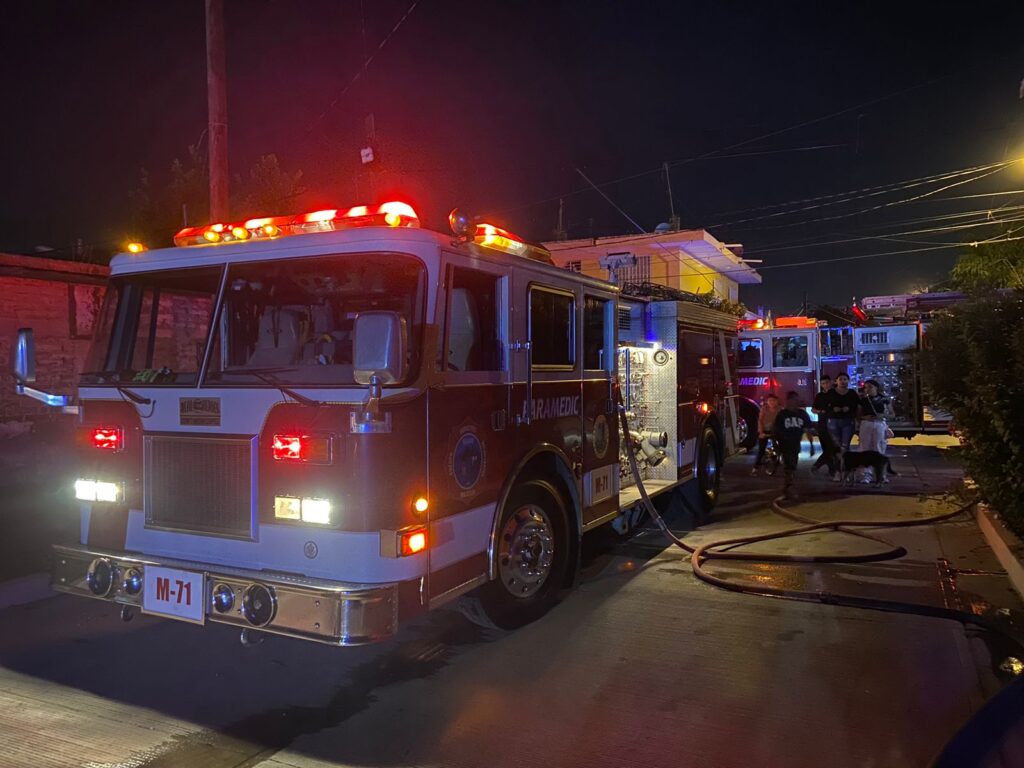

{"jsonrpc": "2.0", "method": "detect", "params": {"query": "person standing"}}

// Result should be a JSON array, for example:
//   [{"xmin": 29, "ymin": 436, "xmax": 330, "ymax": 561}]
[
  {"xmin": 858, "ymin": 379, "xmax": 890, "ymax": 481},
  {"xmin": 751, "ymin": 393, "xmax": 782, "ymax": 476},
  {"xmin": 825, "ymin": 373, "xmax": 859, "ymax": 481},
  {"xmin": 774, "ymin": 391, "xmax": 812, "ymax": 498},
  {"xmin": 811, "ymin": 375, "xmax": 837, "ymax": 475}
]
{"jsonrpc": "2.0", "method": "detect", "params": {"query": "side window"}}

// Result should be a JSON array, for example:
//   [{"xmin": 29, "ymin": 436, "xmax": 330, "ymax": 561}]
[
  {"xmin": 583, "ymin": 296, "xmax": 611, "ymax": 371},
  {"xmin": 446, "ymin": 267, "xmax": 503, "ymax": 372},
  {"xmin": 772, "ymin": 335, "xmax": 809, "ymax": 367},
  {"xmin": 530, "ymin": 287, "xmax": 575, "ymax": 368},
  {"xmin": 738, "ymin": 338, "xmax": 763, "ymax": 368}
]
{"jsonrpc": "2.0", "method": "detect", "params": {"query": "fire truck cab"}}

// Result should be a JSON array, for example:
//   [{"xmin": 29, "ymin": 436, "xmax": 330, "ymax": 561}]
[{"xmin": 11, "ymin": 202, "xmax": 741, "ymax": 646}]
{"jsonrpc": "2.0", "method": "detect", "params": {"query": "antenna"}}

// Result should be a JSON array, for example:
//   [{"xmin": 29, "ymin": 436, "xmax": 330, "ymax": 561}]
[
  {"xmin": 553, "ymin": 197, "xmax": 567, "ymax": 241},
  {"xmin": 663, "ymin": 161, "xmax": 680, "ymax": 231}
]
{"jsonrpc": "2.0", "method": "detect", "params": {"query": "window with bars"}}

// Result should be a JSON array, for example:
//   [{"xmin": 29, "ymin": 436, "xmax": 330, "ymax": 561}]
[{"xmin": 617, "ymin": 255, "xmax": 651, "ymax": 284}]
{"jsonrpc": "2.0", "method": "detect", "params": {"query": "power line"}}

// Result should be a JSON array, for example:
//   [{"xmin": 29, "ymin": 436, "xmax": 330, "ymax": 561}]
[
  {"xmin": 494, "ymin": 74, "xmax": 953, "ymax": 216},
  {"xmin": 725, "ymin": 163, "xmax": 1015, "ymax": 232}
]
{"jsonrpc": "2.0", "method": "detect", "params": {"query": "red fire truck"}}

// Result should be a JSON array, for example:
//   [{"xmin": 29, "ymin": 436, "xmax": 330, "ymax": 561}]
[
  {"xmin": 11, "ymin": 201, "xmax": 742, "ymax": 646},
  {"xmin": 736, "ymin": 313, "xmax": 951, "ymax": 442}
]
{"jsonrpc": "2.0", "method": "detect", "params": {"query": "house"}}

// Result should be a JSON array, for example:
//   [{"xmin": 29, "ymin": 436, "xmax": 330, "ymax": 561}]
[{"xmin": 543, "ymin": 228, "xmax": 761, "ymax": 302}]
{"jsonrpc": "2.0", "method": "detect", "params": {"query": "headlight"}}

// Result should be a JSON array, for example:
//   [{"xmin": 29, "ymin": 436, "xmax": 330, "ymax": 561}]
[
  {"xmin": 242, "ymin": 584, "xmax": 276, "ymax": 627},
  {"xmin": 274, "ymin": 496, "xmax": 332, "ymax": 525},
  {"xmin": 75, "ymin": 479, "xmax": 122, "ymax": 503}
]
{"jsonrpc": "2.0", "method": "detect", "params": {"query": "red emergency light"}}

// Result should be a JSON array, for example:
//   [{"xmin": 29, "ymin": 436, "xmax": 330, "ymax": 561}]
[
  {"xmin": 271, "ymin": 434, "xmax": 332, "ymax": 463},
  {"xmin": 91, "ymin": 427, "xmax": 123, "ymax": 452},
  {"xmin": 173, "ymin": 201, "xmax": 419, "ymax": 248},
  {"xmin": 737, "ymin": 318, "xmax": 766, "ymax": 330}
]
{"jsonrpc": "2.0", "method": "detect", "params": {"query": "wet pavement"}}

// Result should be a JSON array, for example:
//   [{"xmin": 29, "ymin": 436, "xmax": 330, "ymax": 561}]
[{"xmin": 0, "ymin": 438, "xmax": 1022, "ymax": 767}]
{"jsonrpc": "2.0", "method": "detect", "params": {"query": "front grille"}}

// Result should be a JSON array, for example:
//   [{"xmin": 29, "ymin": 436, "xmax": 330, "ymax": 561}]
[{"xmin": 145, "ymin": 435, "xmax": 254, "ymax": 539}]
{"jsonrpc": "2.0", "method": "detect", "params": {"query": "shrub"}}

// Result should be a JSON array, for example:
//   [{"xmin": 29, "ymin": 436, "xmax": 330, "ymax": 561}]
[{"xmin": 921, "ymin": 292, "xmax": 1024, "ymax": 535}]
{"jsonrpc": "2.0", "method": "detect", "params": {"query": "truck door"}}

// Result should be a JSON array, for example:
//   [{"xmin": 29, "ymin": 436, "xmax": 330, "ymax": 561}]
[
  {"xmin": 427, "ymin": 258, "xmax": 510, "ymax": 602},
  {"xmin": 510, "ymin": 281, "xmax": 584, "ymax": 498}
]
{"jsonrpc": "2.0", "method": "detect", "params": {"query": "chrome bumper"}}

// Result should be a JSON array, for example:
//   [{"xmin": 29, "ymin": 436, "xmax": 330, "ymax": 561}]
[{"xmin": 52, "ymin": 544, "xmax": 400, "ymax": 646}]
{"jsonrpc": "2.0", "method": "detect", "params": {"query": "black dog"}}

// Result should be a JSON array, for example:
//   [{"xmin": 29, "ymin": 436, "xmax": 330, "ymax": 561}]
[{"xmin": 838, "ymin": 450, "xmax": 898, "ymax": 486}]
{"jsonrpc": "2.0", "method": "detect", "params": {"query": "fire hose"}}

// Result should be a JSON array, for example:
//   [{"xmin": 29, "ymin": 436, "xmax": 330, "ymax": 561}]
[{"xmin": 614, "ymin": 395, "xmax": 1024, "ymax": 640}]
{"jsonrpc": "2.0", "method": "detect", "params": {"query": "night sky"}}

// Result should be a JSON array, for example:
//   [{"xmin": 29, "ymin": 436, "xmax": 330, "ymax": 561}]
[{"xmin": 3, "ymin": 1, "xmax": 1024, "ymax": 311}]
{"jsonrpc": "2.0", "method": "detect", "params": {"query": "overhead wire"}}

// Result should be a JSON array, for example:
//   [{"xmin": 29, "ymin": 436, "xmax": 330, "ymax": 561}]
[{"xmin": 709, "ymin": 162, "xmax": 1017, "ymax": 230}]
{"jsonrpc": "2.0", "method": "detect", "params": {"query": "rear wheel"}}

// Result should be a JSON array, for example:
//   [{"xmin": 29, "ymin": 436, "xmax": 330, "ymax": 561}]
[
  {"xmin": 696, "ymin": 427, "xmax": 722, "ymax": 514},
  {"xmin": 474, "ymin": 480, "xmax": 571, "ymax": 630}
]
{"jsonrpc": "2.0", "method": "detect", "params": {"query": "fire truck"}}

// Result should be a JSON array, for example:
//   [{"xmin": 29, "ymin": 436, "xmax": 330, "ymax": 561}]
[
  {"xmin": 11, "ymin": 201, "xmax": 742, "ymax": 646},
  {"xmin": 735, "ymin": 311, "xmax": 952, "ymax": 442}
]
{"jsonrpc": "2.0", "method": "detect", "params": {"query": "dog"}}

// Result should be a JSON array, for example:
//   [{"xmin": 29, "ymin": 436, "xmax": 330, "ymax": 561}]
[{"xmin": 835, "ymin": 449, "xmax": 898, "ymax": 486}]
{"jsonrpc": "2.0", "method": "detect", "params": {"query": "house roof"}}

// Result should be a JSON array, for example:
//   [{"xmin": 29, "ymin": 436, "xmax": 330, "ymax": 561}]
[{"xmin": 543, "ymin": 229, "xmax": 762, "ymax": 285}]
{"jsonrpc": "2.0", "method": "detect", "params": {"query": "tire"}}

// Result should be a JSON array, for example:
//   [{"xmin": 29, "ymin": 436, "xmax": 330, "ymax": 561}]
[
  {"xmin": 696, "ymin": 427, "xmax": 722, "ymax": 514},
  {"xmin": 474, "ymin": 479, "xmax": 571, "ymax": 630},
  {"xmin": 738, "ymin": 402, "xmax": 758, "ymax": 450}
]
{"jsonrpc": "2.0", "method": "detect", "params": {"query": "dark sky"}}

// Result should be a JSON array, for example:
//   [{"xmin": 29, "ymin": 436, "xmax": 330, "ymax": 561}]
[{"xmin": 3, "ymin": 1, "xmax": 1024, "ymax": 311}]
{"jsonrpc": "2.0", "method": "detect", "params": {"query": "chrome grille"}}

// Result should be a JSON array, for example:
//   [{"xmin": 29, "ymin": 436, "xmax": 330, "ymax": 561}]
[{"xmin": 145, "ymin": 435, "xmax": 254, "ymax": 539}]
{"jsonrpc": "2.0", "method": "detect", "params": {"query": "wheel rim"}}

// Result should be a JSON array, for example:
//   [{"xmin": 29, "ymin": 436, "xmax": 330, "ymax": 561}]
[
  {"xmin": 736, "ymin": 418, "xmax": 749, "ymax": 445},
  {"xmin": 498, "ymin": 504, "xmax": 555, "ymax": 598}
]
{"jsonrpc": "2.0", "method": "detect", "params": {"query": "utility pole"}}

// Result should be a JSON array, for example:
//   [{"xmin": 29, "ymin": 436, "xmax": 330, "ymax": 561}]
[{"xmin": 206, "ymin": 0, "xmax": 229, "ymax": 222}]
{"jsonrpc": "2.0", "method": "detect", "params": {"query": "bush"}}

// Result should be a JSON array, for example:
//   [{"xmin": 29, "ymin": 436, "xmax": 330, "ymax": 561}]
[{"xmin": 921, "ymin": 292, "xmax": 1024, "ymax": 535}]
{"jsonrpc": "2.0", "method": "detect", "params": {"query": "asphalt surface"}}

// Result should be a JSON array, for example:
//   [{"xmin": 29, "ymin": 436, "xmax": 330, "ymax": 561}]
[{"xmin": 1, "ymin": 438, "xmax": 1022, "ymax": 768}]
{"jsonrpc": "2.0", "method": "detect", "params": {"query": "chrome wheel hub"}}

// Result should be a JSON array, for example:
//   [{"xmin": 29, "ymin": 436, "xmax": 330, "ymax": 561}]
[
  {"xmin": 704, "ymin": 451, "xmax": 719, "ymax": 495},
  {"xmin": 498, "ymin": 504, "xmax": 555, "ymax": 598},
  {"xmin": 736, "ymin": 418, "xmax": 749, "ymax": 444}
]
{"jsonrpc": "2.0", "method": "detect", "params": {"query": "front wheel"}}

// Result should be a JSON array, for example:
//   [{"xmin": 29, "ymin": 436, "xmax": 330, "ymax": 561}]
[
  {"xmin": 696, "ymin": 427, "xmax": 722, "ymax": 514},
  {"xmin": 473, "ymin": 480, "xmax": 571, "ymax": 630}
]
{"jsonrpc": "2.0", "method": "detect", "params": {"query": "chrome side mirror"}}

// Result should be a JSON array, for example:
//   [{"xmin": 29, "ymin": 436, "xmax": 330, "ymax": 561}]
[
  {"xmin": 353, "ymin": 311, "xmax": 407, "ymax": 385},
  {"xmin": 12, "ymin": 328, "xmax": 36, "ymax": 384}
]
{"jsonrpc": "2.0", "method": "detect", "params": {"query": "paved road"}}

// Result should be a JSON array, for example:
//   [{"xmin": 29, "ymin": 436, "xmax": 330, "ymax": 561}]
[{"xmin": 0, "ymin": 440, "xmax": 1021, "ymax": 768}]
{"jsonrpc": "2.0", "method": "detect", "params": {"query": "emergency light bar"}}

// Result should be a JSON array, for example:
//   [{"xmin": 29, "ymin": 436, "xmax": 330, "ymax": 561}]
[
  {"xmin": 173, "ymin": 201, "xmax": 419, "ymax": 248},
  {"xmin": 472, "ymin": 222, "xmax": 554, "ymax": 264}
]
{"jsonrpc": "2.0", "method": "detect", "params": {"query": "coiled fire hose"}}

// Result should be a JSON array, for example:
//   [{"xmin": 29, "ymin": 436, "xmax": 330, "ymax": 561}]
[{"xmin": 613, "ymin": 392, "xmax": 1023, "ymax": 636}]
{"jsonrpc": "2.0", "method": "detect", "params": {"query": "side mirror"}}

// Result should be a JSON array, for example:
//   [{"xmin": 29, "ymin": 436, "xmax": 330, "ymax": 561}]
[
  {"xmin": 353, "ymin": 312, "xmax": 407, "ymax": 385},
  {"xmin": 12, "ymin": 328, "xmax": 36, "ymax": 384}
]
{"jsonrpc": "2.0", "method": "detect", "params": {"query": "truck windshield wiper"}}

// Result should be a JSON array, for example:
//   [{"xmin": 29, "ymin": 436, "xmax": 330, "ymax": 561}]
[{"xmin": 217, "ymin": 368, "xmax": 323, "ymax": 407}]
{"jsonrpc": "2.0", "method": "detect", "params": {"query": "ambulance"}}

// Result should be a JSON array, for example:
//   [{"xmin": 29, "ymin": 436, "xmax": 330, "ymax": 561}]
[{"xmin": 11, "ymin": 201, "xmax": 742, "ymax": 645}]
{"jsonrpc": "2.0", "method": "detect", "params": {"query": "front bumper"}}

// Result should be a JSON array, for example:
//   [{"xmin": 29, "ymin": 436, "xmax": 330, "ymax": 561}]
[{"xmin": 52, "ymin": 544, "xmax": 400, "ymax": 646}]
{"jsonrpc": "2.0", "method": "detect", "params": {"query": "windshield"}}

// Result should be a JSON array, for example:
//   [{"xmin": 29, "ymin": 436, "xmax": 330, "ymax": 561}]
[
  {"xmin": 81, "ymin": 267, "xmax": 222, "ymax": 386},
  {"xmin": 205, "ymin": 252, "xmax": 426, "ymax": 386}
]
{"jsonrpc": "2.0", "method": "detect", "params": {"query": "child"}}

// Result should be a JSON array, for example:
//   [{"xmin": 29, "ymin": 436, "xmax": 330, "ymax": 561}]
[
  {"xmin": 751, "ymin": 393, "xmax": 782, "ymax": 476},
  {"xmin": 773, "ymin": 391, "xmax": 812, "ymax": 497}
]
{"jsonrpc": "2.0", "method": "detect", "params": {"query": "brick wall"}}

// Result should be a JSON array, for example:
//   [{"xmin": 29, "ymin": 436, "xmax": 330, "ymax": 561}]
[{"xmin": 0, "ymin": 254, "xmax": 108, "ymax": 421}]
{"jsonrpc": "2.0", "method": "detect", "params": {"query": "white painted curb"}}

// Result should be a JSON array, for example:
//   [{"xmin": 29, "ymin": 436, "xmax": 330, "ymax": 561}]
[
  {"xmin": 976, "ymin": 503, "xmax": 1024, "ymax": 602},
  {"xmin": 0, "ymin": 573, "xmax": 54, "ymax": 612}
]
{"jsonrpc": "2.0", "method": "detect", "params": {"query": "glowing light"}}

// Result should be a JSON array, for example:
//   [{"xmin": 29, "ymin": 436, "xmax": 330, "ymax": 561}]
[
  {"xmin": 75, "ymin": 479, "xmax": 122, "ymax": 503},
  {"xmin": 126, "ymin": 242, "xmax": 146, "ymax": 254},
  {"xmin": 300, "ymin": 498, "xmax": 332, "ymax": 525},
  {"xmin": 272, "ymin": 434, "xmax": 303, "ymax": 461},
  {"xmin": 203, "ymin": 229, "xmax": 221, "ymax": 242},
  {"xmin": 400, "ymin": 528, "xmax": 428, "ymax": 556},
  {"xmin": 274, "ymin": 496, "xmax": 301, "ymax": 520},
  {"xmin": 303, "ymin": 209, "xmax": 338, "ymax": 223},
  {"xmin": 231, "ymin": 226, "xmax": 250, "ymax": 240},
  {"xmin": 91, "ymin": 427, "xmax": 123, "ymax": 451},
  {"xmin": 414, "ymin": 497, "xmax": 429, "ymax": 514}
]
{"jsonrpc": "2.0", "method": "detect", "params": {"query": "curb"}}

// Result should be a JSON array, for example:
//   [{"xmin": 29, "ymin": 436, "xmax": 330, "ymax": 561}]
[
  {"xmin": 0, "ymin": 573, "xmax": 54, "ymax": 612},
  {"xmin": 975, "ymin": 503, "xmax": 1024, "ymax": 602}
]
